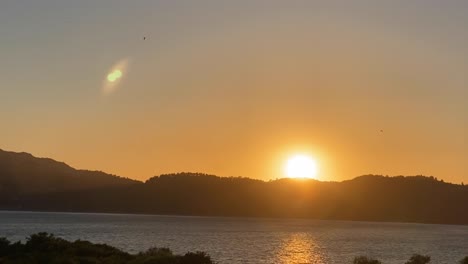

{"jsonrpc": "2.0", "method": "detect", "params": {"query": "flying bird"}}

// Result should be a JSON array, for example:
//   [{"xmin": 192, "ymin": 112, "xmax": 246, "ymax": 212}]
[{"xmin": 143, "ymin": 36, "xmax": 146, "ymax": 40}]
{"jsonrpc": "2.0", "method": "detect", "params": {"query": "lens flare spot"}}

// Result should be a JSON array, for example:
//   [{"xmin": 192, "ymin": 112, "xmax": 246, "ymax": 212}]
[
  {"xmin": 107, "ymin": 70, "xmax": 122, "ymax": 82},
  {"xmin": 102, "ymin": 58, "xmax": 130, "ymax": 95}
]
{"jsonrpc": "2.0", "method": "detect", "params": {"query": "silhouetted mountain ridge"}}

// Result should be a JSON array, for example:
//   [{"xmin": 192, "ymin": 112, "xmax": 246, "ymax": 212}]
[
  {"xmin": 0, "ymin": 149, "xmax": 139, "ymax": 195},
  {"xmin": 1, "ymin": 149, "xmax": 467, "ymax": 225}
]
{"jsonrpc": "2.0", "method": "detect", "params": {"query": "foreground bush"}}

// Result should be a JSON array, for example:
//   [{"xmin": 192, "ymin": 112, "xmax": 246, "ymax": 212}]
[
  {"xmin": 460, "ymin": 256, "xmax": 468, "ymax": 264},
  {"xmin": 405, "ymin": 254, "xmax": 431, "ymax": 264},
  {"xmin": 0, "ymin": 233, "xmax": 214, "ymax": 264},
  {"xmin": 1, "ymin": 234, "xmax": 467, "ymax": 264},
  {"xmin": 353, "ymin": 256, "xmax": 382, "ymax": 264},
  {"xmin": 355, "ymin": 254, "xmax": 468, "ymax": 264}
]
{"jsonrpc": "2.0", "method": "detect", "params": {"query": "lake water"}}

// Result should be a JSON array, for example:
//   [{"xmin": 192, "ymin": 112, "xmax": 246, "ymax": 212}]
[{"xmin": 0, "ymin": 211, "xmax": 467, "ymax": 263}]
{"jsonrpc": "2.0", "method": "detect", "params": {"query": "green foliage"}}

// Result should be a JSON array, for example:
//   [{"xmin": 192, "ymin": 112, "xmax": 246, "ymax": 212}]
[
  {"xmin": 405, "ymin": 254, "xmax": 431, "ymax": 264},
  {"xmin": 460, "ymin": 256, "xmax": 468, "ymax": 264},
  {"xmin": 353, "ymin": 256, "xmax": 382, "ymax": 264},
  {"xmin": 0, "ymin": 233, "xmax": 215, "ymax": 264}
]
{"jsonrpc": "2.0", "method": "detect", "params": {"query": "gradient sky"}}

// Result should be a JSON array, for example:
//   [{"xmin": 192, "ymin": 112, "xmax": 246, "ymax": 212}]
[{"xmin": 1, "ymin": 0, "xmax": 467, "ymax": 182}]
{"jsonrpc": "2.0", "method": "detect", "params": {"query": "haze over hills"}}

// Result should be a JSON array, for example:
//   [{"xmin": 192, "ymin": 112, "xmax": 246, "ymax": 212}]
[{"xmin": 1, "ymin": 149, "xmax": 467, "ymax": 225}]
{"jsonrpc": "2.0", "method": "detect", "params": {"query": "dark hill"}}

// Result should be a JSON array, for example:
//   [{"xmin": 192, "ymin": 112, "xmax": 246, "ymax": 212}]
[
  {"xmin": 0, "ymin": 149, "xmax": 140, "ymax": 196},
  {"xmin": 1, "ymin": 150, "xmax": 467, "ymax": 225}
]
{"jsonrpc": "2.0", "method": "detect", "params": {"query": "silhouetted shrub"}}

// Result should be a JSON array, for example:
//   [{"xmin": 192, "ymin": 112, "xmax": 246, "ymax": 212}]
[
  {"xmin": 405, "ymin": 254, "xmax": 431, "ymax": 264},
  {"xmin": 460, "ymin": 256, "xmax": 468, "ymax": 264},
  {"xmin": 130, "ymin": 247, "xmax": 178, "ymax": 264},
  {"xmin": 0, "ymin": 233, "xmax": 215, "ymax": 264},
  {"xmin": 0, "ymin": 237, "xmax": 10, "ymax": 255},
  {"xmin": 353, "ymin": 256, "xmax": 382, "ymax": 264},
  {"xmin": 180, "ymin": 252, "xmax": 213, "ymax": 264}
]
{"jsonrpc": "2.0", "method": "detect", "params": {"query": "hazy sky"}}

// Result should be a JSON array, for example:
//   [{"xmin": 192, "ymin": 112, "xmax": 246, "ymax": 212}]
[{"xmin": 1, "ymin": 0, "xmax": 467, "ymax": 182}]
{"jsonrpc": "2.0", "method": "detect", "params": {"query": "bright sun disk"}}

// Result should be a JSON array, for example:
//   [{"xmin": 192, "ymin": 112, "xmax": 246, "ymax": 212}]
[{"xmin": 285, "ymin": 154, "xmax": 318, "ymax": 179}]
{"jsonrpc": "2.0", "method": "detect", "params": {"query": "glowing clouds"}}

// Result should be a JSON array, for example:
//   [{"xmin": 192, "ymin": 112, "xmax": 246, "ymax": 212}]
[{"xmin": 103, "ymin": 59, "xmax": 130, "ymax": 95}]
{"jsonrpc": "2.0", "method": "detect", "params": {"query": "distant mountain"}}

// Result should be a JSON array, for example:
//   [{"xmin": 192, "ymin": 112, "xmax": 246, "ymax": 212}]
[
  {"xmin": 0, "ymin": 149, "xmax": 140, "ymax": 196},
  {"xmin": 1, "ymin": 150, "xmax": 467, "ymax": 225}
]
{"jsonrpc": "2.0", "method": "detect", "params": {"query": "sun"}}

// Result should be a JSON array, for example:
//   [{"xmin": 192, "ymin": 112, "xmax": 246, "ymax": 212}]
[{"xmin": 285, "ymin": 154, "xmax": 318, "ymax": 179}]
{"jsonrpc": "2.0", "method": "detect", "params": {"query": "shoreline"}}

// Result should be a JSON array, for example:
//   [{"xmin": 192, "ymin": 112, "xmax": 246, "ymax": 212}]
[{"xmin": 2, "ymin": 209, "xmax": 468, "ymax": 228}]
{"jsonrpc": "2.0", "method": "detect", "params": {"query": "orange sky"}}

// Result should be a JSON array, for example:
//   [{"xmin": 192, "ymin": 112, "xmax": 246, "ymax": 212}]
[{"xmin": 1, "ymin": 1, "xmax": 466, "ymax": 183}]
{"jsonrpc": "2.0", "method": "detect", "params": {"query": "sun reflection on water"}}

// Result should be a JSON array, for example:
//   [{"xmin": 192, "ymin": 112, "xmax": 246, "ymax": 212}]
[{"xmin": 275, "ymin": 233, "xmax": 327, "ymax": 264}]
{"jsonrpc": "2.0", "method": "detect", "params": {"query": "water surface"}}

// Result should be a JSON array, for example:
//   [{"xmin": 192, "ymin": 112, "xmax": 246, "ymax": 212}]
[{"xmin": 1, "ymin": 211, "xmax": 467, "ymax": 263}]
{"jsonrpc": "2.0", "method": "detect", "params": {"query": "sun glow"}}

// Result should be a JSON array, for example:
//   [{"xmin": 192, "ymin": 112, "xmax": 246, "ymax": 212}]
[{"xmin": 285, "ymin": 154, "xmax": 318, "ymax": 179}]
